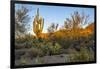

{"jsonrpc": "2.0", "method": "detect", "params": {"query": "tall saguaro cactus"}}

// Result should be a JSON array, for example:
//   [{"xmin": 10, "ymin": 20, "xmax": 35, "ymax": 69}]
[{"xmin": 33, "ymin": 8, "xmax": 44, "ymax": 37}]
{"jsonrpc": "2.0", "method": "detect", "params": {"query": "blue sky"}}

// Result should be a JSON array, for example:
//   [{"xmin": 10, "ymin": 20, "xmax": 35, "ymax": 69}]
[{"xmin": 15, "ymin": 4, "xmax": 95, "ymax": 34}]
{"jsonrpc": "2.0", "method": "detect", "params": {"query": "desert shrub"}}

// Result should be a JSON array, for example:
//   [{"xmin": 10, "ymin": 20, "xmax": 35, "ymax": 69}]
[
  {"xmin": 35, "ymin": 56, "xmax": 45, "ymax": 64},
  {"xmin": 53, "ymin": 31, "xmax": 73, "ymax": 49},
  {"xmin": 20, "ymin": 57, "xmax": 28, "ymax": 65},
  {"xmin": 40, "ymin": 43, "xmax": 62, "ymax": 55},
  {"xmin": 15, "ymin": 34, "xmax": 36, "ymax": 49},
  {"xmin": 67, "ymin": 34, "xmax": 95, "ymax": 62},
  {"xmin": 55, "ymin": 37, "xmax": 69, "ymax": 49},
  {"xmin": 15, "ymin": 38, "xmax": 25, "ymax": 43},
  {"xmin": 19, "ymin": 57, "xmax": 32, "ymax": 65},
  {"xmin": 80, "ymin": 35, "xmax": 95, "ymax": 52},
  {"xmin": 39, "ymin": 42, "xmax": 62, "ymax": 55},
  {"xmin": 39, "ymin": 45, "xmax": 50, "ymax": 55},
  {"xmin": 15, "ymin": 42, "xmax": 32, "ymax": 49},
  {"xmin": 15, "ymin": 44, "xmax": 24, "ymax": 49},
  {"xmin": 80, "ymin": 47, "xmax": 94, "ymax": 61},
  {"xmin": 31, "ymin": 38, "xmax": 46, "ymax": 48},
  {"xmin": 88, "ymin": 33, "xmax": 94, "ymax": 40},
  {"xmin": 63, "ymin": 48, "xmax": 77, "ymax": 54},
  {"xmin": 15, "ymin": 50, "xmax": 26, "ymax": 59},
  {"xmin": 48, "ymin": 43, "xmax": 62, "ymax": 55},
  {"xmin": 85, "ymin": 40, "xmax": 95, "ymax": 51},
  {"xmin": 24, "ymin": 48, "xmax": 45, "ymax": 59},
  {"xmin": 69, "ymin": 47, "xmax": 94, "ymax": 62},
  {"xmin": 32, "ymin": 38, "xmax": 40, "ymax": 43}
]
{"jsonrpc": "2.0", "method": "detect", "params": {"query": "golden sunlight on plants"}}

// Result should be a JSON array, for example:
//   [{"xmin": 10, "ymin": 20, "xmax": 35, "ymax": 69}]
[
  {"xmin": 33, "ymin": 8, "xmax": 44, "ymax": 38},
  {"xmin": 15, "ymin": 7, "xmax": 95, "ymax": 66}
]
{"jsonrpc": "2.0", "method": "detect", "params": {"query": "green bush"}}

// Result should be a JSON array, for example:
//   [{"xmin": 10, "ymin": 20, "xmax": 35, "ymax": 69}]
[
  {"xmin": 39, "ymin": 42, "xmax": 62, "ymax": 55},
  {"xmin": 48, "ymin": 43, "xmax": 62, "ymax": 55},
  {"xmin": 69, "ymin": 47, "xmax": 94, "ymax": 62},
  {"xmin": 20, "ymin": 57, "xmax": 28, "ymax": 65},
  {"xmin": 35, "ymin": 56, "xmax": 45, "ymax": 64},
  {"xmin": 54, "ymin": 34, "xmax": 74, "ymax": 49}
]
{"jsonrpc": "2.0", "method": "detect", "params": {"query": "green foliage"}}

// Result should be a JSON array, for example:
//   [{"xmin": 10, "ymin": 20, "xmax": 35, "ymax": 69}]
[
  {"xmin": 20, "ymin": 57, "xmax": 28, "ymax": 65},
  {"xmin": 35, "ymin": 56, "xmax": 45, "ymax": 64},
  {"xmin": 15, "ymin": 6, "xmax": 31, "ymax": 38},
  {"xmin": 49, "ymin": 43, "xmax": 62, "ymax": 55},
  {"xmin": 15, "ymin": 10, "xmax": 95, "ymax": 66},
  {"xmin": 54, "ymin": 34, "xmax": 73, "ymax": 49},
  {"xmin": 69, "ymin": 47, "xmax": 94, "ymax": 62},
  {"xmin": 37, "ymin": 42, "xmax": 62, "ymax": 55},
  {"xmin": 39, "ymin": 45, "xmax": 50, "ymax": 55}
]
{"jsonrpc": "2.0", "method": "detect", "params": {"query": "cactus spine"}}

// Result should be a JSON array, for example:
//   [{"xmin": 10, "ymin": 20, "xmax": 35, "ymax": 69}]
[{"xmin": 33, "ymin": 8, "xmax": 44, "ymax": 37}]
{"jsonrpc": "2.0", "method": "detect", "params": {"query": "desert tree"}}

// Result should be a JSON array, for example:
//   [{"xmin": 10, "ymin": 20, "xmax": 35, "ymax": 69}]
[
  {"xmin": 15, "ymin": 6, "xmax": 31, "ymax": 38},
  {"xmin": 64, "ymin": 11, "xmax": 90, "ymax": 38},
  {"xmin": 64, "ymin": 11, "xmax": 90, "ymax": 51},
  {"xmin": 47, "ymin": 23, "xmax": 59, "ymax": 46},
  {"xmin": 47, "ymin": 23, "xmax": 58, "ymax": 33},
  {"xmin": 64, "ymin": 18, "xmax": 72, "ymax": 30},
  {"xmin": 64, "ymin": 11, "xmax": 89, "ymax": 30}
]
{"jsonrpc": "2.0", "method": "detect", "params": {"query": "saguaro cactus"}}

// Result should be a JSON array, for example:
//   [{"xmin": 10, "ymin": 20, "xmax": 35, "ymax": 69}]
[{"xmin": 33, "ymin": 8, "xmax": 44, "ymax": 37}]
